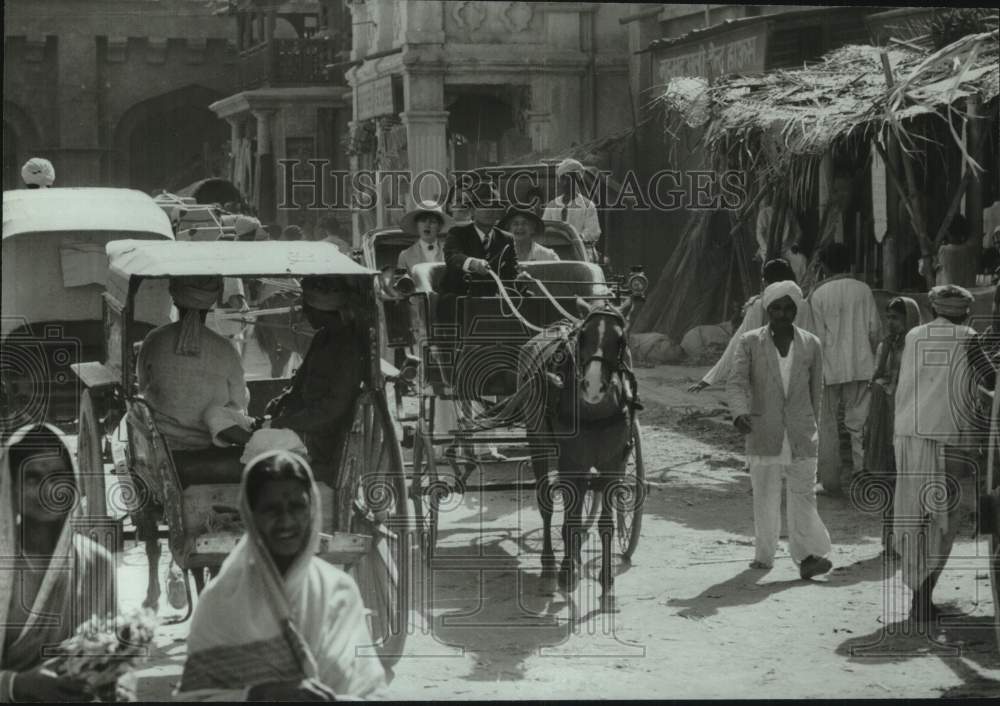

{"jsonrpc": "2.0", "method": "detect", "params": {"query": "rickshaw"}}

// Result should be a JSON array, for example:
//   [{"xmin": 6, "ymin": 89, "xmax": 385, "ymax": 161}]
[
  {"xmin": 71, "ymin": 240, "xmax": 411, "ymax": 667},
  {"xmin": 1, "ymin": 188, "xmax": 174, "ymax": 433}
]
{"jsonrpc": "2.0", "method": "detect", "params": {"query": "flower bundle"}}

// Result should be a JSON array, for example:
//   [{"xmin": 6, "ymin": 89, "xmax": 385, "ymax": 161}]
[{"xmin": 45, "ymin": 609, "xmax": 158, "ymax": 696}]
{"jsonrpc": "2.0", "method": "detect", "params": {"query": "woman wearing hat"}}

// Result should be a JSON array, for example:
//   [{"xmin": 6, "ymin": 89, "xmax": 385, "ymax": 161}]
[
  {"xmin": 499, "ymin": 206, "xmax": 559, "ymax": 262},
  {"xmin": 397, "ymin": 200, "xmax": 452, "ymax": 270}
]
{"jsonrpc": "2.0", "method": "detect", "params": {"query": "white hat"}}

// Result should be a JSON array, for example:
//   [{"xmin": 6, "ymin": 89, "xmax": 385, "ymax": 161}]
[
  {"xmin": 400, "ymin": 200, "xmax": 453, "ymax": 236},
  {"xmin": 21, "ymin": 157, "xmax": 55, "ymax": 187},
  {"xmin": 556, "ymin": 158, "xmax": 584, "ymax": 178},
  {"xmin": 761, "ymin": 280, "xmax": 804, "ymax": 311}
]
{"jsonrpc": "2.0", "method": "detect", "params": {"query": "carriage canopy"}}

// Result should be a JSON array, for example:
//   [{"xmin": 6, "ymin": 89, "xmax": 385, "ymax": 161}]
[
  {"xmin": 2, "ymin": 188, "xmax": 175, "ymax": 338},
  {"xmin": 105, "ymin": 240, "xmax": 378, "ymax": 303}
]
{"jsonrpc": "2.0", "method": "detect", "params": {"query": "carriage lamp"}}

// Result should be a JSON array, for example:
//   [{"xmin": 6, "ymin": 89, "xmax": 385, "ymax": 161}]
[
  {"xmin": 378, "ymin": 266, "xmax": 415, "ymax": 300},
  {"xmin": 625, "ymin": 266, "xmax": 648, "ymax": 300},
  {"xmin": 397, "ymin": 352, "xmax": 420, "ymax": 383}
]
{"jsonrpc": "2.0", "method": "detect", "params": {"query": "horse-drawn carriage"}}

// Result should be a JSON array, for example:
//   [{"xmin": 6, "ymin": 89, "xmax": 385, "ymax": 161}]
[
  {"xmin": 71, "ymin": 239, "xmax": 410, "ymax": 667},
  {"xmin": 371, "ymin": 234, "xmax": 649, "ymax": 608},
  {"xmin": 1, "ymin": 188, "xmax": 175, "ymax": 433}
]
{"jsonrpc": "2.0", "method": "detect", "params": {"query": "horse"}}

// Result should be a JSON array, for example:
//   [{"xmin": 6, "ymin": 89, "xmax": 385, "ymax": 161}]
[{"xmin": 515, "ymin": 296, "xmax": 640, "ymax": 611}]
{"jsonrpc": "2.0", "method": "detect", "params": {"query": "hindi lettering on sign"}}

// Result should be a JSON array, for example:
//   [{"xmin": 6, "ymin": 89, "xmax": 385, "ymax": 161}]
[{"xmin": 658, "ymin": 33, "xmax": 761, "ymax": 82}]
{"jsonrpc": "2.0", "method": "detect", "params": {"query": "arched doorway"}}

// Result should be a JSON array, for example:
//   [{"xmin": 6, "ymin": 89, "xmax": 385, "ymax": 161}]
[
  {"xmin": 2, "ymin": 101, "xmax": 42, "ymax": 191},
  {"xmin": 446, "ymin": 86, "xmax": 530, "ymax": 170},
  {"xmin": 113, "ymin": 85, "xmax": 229, "ymax": 194},
  {"xmin": 3, "ymin": 122, "xmax": 20, "ymax": 191}
]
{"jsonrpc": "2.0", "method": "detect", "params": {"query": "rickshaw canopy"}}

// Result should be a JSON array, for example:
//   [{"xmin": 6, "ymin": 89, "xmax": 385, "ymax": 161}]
[
  {"xmin": 2, "ymin": 188, "xmax": 174, "ymax": 240},
  {"xmin": 105, "ymin": 240, "xmax": 377, "ymax": 303}
]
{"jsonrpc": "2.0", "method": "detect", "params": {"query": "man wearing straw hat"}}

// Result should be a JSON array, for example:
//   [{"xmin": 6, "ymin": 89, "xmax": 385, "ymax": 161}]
[
  {"xmin": 263, "ymin": 276, "xmax": 365, "ymax": 485},
  {"xmin": 542, "ymin": 158, "xmax": 602, "ymax": 261},
  {"xmin": 893, "ymin": 284, "xmax": 977, "ymax": 622},
  {"xmin": 137, "ymin": 276, "xmax": 254, "ymax": 452},
  {"xmin": 397, "ymin": 200, "xmax": 451, "ymax": 270}
]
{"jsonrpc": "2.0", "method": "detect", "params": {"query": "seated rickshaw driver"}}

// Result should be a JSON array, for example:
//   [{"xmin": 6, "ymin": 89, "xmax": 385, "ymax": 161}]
[
  {"xmin": 263, "ymin": 276, "xmax": 365, "ymax": 486},
  {"xmin": 137, "ymin": 276, "xmax": 254, "ymax": 461}
]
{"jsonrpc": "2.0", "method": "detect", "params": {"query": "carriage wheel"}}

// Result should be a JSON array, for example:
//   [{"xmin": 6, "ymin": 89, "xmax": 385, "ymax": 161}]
[
  {"xmin": 615, "ymin": 417, "xmax": 645, "ymax": 561},
  {"xmin": 410, "ymin": 397, "xmax": 441, "ymax": 565},
  {"xmin": 344, "ymin": 392, "xmax": 411, "ymax": 670},
  {"xmin": 78, "ymin": 389, "xmax": 107, "ymax": 517}
]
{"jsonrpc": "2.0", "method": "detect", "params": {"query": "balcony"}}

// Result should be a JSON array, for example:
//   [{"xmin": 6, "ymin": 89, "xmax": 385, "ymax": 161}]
[{"xmin": 238, "ymin": 38, "xmax": 346, "ymax": 90}]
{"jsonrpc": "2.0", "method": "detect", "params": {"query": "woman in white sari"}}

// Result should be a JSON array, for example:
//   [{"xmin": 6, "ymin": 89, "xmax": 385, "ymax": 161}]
[
  {"xmin": 176, "ymin": 451, "xmax": 386, "ymax": 701},
  {"xmin": 0, "ymin": 424, "xmax": 117, "ymax": 702}
]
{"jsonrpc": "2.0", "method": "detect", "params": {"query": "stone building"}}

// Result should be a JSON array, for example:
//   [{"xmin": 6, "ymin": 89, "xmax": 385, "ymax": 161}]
[
  {"xmin": 345, "ymin": 0, "xmax": 641, "ymax": 229},
  {"xmin": 3, "ymin": 0, "xmax": 237, "ymax": 193},
  {"xmin": 208, "ymin": 0, "xmax": 353, "ymax": 230}
]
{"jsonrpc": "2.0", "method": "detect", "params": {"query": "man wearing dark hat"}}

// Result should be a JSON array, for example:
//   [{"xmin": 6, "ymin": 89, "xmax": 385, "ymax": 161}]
[
  {"xmin": 137, "ymin": 276, "xmax": 253, "ymax": 452},
  {"xmin": 440, "ymin": 183, "xmax": 519, "ymax": 299},
  {"xmin": 264, "ymin": 276, "xmax": 365, "ymax": 485},
  {"xmin": 893, "ymin": 283, "xmax": 977, "ymax": 622}
]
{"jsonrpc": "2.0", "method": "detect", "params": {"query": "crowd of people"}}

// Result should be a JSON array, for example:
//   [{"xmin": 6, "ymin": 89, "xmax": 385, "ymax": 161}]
[{"xmin": 692, "ymin": 239, "xmax": 993, "ymax": 620}]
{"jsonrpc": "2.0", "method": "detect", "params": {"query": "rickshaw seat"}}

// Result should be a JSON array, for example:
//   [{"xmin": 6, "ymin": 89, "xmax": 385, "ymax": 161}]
[{"xmin": 172, "ymin": 447, "xmax": 244, "ymax": 488}]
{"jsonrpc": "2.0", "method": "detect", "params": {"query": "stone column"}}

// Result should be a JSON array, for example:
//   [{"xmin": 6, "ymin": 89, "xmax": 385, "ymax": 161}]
[
  {"xmin": 401, "ymin": 70, "xmax": 447, "ymax": 205},
  {"xmin": 253, "ymin": 109, "xmax": 277, "ymax": 223},
  {"xmin": 401, "ymin": 110, "xmax": 449, "ymax": 203},
  {"xmin": 225, "ymin": 116, "xmax": 243, "ymax": 185}
]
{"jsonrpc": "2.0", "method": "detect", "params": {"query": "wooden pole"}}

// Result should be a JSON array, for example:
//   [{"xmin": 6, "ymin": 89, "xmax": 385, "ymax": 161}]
[
  {"xmin": 967, "ymin": 95, "xmax": 985, "ymax": 251},
  {"xmin": 880, "ymin": 51, "xmax": 935, "ymax": 289}
]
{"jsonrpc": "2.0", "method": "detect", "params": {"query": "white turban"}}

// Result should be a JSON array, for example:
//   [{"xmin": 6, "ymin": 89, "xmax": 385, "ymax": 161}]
[
  {"xmin": 223, "ymin": 214, "xmax": 262, "ymax": 239},
  {"xmin": 168, "ymin": 276, "xmax": 223, "ymax": 356},
  {"xmin": 21, "ymin": 157, "xmax": 55, "ymax": 187},
  {"xmin": 556, "ymin": 158, "xmax": 584, "ymax": 178},
  {"xmin": 761, "ymin": 280, "xmax": 804, "ymax": 312}
]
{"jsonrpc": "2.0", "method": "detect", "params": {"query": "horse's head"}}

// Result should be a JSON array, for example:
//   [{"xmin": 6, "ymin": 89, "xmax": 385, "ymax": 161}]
[{"xmin": 575, "ymin": 298, "xmax": 628, "ymax": 407}]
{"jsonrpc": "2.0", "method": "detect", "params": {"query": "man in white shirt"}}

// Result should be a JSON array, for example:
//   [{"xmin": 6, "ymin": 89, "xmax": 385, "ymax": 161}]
[
  {"xmin": 542, "ymin": 158, "xmax": 601, "ymax": 260},
  {"xmin": 808, "ymin": 243, "xmax": 882, "ymax": 495},
  {"xmin": 893, "ymin": 284, "xmax": 976, "ymax": 622}
]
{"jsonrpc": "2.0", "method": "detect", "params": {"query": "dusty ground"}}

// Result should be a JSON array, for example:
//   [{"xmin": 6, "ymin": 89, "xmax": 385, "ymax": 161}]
[{"xmin": 123, "ymin": 363, "xmax": 1000, "ymax": 700}]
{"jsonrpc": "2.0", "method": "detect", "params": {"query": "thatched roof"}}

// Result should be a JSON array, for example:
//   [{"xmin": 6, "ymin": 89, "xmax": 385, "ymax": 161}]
[{"xmin": 658, "ymin": 28, "xmax": 999, "ymax": 201}]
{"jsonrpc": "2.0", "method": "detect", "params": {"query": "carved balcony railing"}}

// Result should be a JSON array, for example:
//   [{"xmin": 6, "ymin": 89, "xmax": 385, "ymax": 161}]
[{"xmin": 238, "ymin": 37, "xmax": 346, "ymax": 90}]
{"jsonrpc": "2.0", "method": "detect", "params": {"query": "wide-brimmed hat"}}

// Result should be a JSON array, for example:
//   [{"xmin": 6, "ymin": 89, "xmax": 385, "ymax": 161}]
[
  {"xmin": 400, "ymin": 200, "xmax": 453, "ymax": 236},
  {"xmin": 498, "ymin": 205, "xmax": 543, "ymax": 235}
]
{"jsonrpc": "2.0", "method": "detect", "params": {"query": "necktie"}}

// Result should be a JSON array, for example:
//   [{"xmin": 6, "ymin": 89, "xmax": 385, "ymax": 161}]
[
  {"xmin": 560, "ymin": 204, "xmax": 568, "ymax": 222},
  {"xmin": 427, "ymin": 244, "xmax": 434, "ymax": 252},
  {"xmin": 483, "ymin": 232, "xmax": 492, "ymax": 252}
]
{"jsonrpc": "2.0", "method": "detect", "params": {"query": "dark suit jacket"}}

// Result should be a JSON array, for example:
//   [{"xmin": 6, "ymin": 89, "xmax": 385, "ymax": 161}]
[{"xmin": 441, "ymin": 222, "xmax": 519, "ymax": 297}]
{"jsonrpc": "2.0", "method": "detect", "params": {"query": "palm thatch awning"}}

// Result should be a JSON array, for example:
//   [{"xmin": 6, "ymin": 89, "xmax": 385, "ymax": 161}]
[{"xmin": 658, "ymin": 28, "xmax": 999, "ymax": 205}]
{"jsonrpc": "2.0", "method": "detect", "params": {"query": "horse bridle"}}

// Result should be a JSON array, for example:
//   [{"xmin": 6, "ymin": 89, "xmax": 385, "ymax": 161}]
[{"xmin": 572, "ymin": 306, "xmax": 630, "ymax": 383}]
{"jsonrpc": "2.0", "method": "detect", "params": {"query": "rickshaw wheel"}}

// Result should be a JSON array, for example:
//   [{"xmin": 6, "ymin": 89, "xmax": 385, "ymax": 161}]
[
  {"xmin": 341, "ymin": 391, "xmax": 410, "ymax": 670},
  {"xmin": 78, "ymin": 389, "xmax": 107, "ymax": 517},
  {"xmin": 616, "ymin": 417, "xmax": 645, "ymax": 561},
  {"xmin": 409, "ymin": 398, "xmax": 441, "ymax": 566}
]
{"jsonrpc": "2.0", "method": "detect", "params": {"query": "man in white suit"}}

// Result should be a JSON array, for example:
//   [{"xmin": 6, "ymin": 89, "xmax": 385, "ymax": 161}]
[{"xmin": 728, "ymin": 280, "xmax": 833, "ymax": 579}]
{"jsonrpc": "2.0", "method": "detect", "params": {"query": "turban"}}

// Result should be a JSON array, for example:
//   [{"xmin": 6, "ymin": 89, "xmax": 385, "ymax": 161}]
[
  {"xmin": 761, "ymin": 280, "xmax": 804, "ymax": 312},
  {"xmin": 21, "ymin": 157, "xmax": 55, "ymax": 187},
  {"xmin": 929, "ymin": 284, "xmax": 973, "ymax": 317},
  {"xmin": 169, "ymin": 276, "xmax": 223, "ymax": 356},
  {"xmin": 556, "ymin": 158, "xmax": 584, "ymax": 178}
]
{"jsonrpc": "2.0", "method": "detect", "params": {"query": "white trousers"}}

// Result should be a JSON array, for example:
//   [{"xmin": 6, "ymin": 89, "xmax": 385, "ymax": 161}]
[{"xmin": 750, "ymin": 457, "xmax": 833, "ymax": 565}]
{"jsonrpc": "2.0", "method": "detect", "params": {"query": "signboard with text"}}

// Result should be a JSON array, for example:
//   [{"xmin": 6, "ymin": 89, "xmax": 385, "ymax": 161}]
[
  {"xmin": 656, "ymin": 23, "xmax": 768, "ymax": 83},
  {"xmin": 356, "ymin": 75, "xmax": 399, "ymax": 121}
]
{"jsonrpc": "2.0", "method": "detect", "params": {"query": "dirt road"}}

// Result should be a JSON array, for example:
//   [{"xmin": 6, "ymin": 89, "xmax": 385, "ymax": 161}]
[{"xmin": 127, "ymin": 364, "xmax": 1000, "ymax": 699}]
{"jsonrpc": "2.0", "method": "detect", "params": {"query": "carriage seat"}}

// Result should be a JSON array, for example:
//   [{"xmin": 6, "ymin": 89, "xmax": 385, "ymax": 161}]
[{"xmin": 409, "ymin": 261, "xmax": 610, "ymax": 298}]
